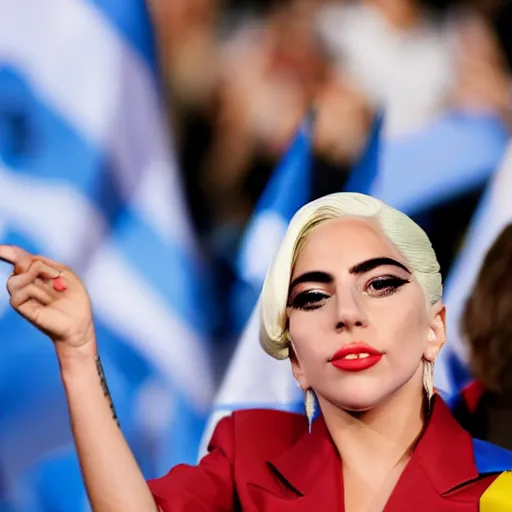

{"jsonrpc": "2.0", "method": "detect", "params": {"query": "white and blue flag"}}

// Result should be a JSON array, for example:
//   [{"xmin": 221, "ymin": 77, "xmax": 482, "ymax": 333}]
[
  {"xmin": 0, "ymin": 1, "xmax": 215, "ymax": 510},
  {"xmin": 230, "ymin": 114, "xmax": 314, "ymax": 332},
  {"xmin": 373, "ymin": 112, "xmax": 509, "ymax": 215}
]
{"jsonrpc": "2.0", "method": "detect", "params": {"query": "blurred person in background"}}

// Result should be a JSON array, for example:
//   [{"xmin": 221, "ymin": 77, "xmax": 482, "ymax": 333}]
[
  {"xmin": 469, "ymin": 0, "xmax": 512, "ymax": 70},
  {"xmin": 150, "ymin": 0, "xmax": 512, "ymax": 266},
  {"xmin": 202, "ymin": 0, "xmax": 373, "ymax": 248},
  {"xmin": 316, "ymin": 0, "xmax": 512, "ymax": 281},
  {"xmin": 150, "ymin": 0, "xmax": 373, "ymax": 250},
  {"xmin": 147, "ymin": 0, "xmax": 222, "ymax": 237},
  {"xmin": 451, "ymin": 223, "xmax": 512, "ymax": 451},
  {"xmin": 317, "ymin": 0, "xmax": 512, "ymax": 138}
]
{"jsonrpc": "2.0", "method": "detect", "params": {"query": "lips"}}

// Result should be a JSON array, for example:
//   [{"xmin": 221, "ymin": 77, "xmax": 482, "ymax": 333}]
[{"xmin": 330, "ymin": 342, "xmax": 383, "ymax": 372}]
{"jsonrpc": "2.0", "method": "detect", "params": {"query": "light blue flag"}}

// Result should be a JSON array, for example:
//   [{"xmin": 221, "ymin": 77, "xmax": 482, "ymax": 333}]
[
  {"xmin": 372, "ymin": 112, "xmax": 509, "ymax": 215},
  {"xmin": 230, "ymin": 114, "xmax": 314, "ymax": 332},
  {"xmin": 435, "ymin": 143, "xmax": 512, "ymax": 395},
  {"xmin": 199, "ymin": 113, "xmax": 384, "ymax": 458},
  {"xmin": 0, "ymin": 0, "xmax": 215, "ymax": 510},
  {"xmin": 344, "ymin": 112, "xmax": 384, "ymax": 194}
]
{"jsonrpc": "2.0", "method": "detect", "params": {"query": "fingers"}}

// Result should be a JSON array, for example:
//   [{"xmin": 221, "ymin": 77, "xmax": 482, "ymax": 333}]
[
  {"xmin": 6, "ymin": 260, "xmax": 60, "ymax": 294},
  {"xmin": 1, "ymin": 246, "xmax": 68, "ymax": 297},
  {"xmin": 10, "ymin": 283, "xmax": 52, "ymax": 308},
  {"xmin": 0, "ymin": 245, "xmax": 33, "ymax": 274},
  {"xmin": 6, "ymin": 259, "xmax": 63, "ymax": 312},
  {"xmin": 32, "ymin": 254, "xmax": 67, "ymax": 273}
]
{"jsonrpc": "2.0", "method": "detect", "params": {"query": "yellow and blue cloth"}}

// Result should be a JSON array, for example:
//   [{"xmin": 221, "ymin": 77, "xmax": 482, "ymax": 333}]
[{"xmin": 473, "ymin": 438, "xmax": 512, "ymax": 510}]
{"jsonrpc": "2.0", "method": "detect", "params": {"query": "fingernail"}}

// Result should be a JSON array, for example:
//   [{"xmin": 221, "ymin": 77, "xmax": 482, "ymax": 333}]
[{"xmin": 52, "ymin": 276, "xmax": 67, "ymax": 292}]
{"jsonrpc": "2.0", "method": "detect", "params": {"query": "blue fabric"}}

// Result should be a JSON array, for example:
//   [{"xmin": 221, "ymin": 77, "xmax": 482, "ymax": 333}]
[
  {"xmin": 345, "ymin": 113, "xmax": 384, "ymax": 194},
  {"xmin": 473, "ymin": 438, "xmax": 512, "ymax": 475},
  {"xmin": 87, "ymin": 0, "xmax": 157, "ymax": 69},
  {"xmin": 374, "ymin": 112, "xmax": 509, "ymax": 215},
  {"xmin": 253, "ymin": 115, "xmax": 313, "ymax": 219},
  {"xmin": 232, "ymin": 115, "xmax": 314, "ymax": 330}
]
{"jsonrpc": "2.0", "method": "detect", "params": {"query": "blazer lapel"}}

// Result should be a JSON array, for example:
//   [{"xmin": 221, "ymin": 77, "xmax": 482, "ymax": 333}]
[
  {"xmin": 250, "ymin": 397, "xmax": 485, "ymax": 511},
  {"xmin": 384, "ymin": 396, "xmax": 480, "ymax": 510},
  {"xmin": 265, "ymin": 415, "xmax": 344, "ymax": 510}
]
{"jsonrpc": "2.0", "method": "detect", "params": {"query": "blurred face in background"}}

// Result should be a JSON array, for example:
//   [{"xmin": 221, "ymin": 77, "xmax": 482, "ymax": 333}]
[
  {"xmin": 287, "ymin": 217, "xmax": 445, "ymax": 412},
  {"xmin": 462, "ymin": 223, "xmax": 512, "ymax": 397}
]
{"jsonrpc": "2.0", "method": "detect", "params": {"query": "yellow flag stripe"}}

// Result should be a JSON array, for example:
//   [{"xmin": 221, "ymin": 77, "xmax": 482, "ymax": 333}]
[{"xmin": 480, "ymin": 472, "xmax": 512, "ymax": 511}]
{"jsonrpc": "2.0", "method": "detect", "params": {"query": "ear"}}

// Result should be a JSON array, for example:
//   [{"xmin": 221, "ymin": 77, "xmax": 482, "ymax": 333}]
[
  {"xmin": 424, "ymin": 303, "xmax": 446, "ymax": 362},
  {"xmin": 289, "ymin": 341, "xmax": 309, "ymax": 390}
]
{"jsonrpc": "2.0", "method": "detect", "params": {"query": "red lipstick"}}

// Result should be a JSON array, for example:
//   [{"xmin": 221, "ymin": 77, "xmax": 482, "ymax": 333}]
[{"xmin": 330, "ymin": 342, "xmax": 383, "ymax": 372}]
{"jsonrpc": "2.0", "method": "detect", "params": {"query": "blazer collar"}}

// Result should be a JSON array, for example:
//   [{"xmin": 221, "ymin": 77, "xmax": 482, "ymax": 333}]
[
  {"xmin": 267, "ymin": 396, "xmax": 480, "ymax": 497},
  {"xmin": 403, "ymin": 395, "xmax": 479, "ymax": 494},
  {"xmin": 267, "ymin": 414, "xmax": 339, "ymax": 496}
]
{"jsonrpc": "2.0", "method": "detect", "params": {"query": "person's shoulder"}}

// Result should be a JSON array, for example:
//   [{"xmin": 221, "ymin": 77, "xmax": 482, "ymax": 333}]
[
  {"xmin": 210, "ymin": 409, "xmax": 307, "ymax": 461},
  {"xmin": 232, "ymin": 409, "xmax": 308, "ymax": 470},
  {"xmin": 231, "ymin": 408, "xmax": 306, "ymax": 442}
]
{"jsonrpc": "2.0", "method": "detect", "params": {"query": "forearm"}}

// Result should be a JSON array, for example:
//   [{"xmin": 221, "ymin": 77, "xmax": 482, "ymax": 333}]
[{"xmin": 58, "ymin": 346, "xmax": 158, "ymax": 512}]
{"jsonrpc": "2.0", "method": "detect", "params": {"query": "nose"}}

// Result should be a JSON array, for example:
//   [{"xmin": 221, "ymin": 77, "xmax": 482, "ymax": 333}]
[{"xmin": 333, "ymin": 285, "xmax": 368, "ymax": 332}]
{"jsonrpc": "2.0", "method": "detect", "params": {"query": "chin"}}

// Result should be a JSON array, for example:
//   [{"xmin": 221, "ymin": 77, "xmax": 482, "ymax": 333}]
[
  {"xmin": 332, "ymin": 385, "xmax": 389, "ymax": 412},
  {"xmin": 338, "ymin": 399, "xmax": 378, "ymax": 413}
]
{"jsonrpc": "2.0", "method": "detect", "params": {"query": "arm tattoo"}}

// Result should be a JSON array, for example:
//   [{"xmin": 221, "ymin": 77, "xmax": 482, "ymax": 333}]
[{"xmin": 95, "ymin": 355, "xmax": 120, "ymax": 427}]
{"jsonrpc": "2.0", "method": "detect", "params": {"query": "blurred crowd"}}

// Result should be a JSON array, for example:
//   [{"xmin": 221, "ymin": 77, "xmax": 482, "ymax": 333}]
[{"xmin": 148, "ymin": 0, "xmax": 512, "ymax": 266}]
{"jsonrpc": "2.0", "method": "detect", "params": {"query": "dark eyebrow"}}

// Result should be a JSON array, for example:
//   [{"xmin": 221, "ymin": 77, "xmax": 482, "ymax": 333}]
[
  {"xmin": 349, "ymin": 257, "xmax": 411, "ymax": 275},
  {"xmin": 289, "ymin": 271, "xmax": 332, "ymax": 292},
  {"xmin": 289, "ymin": 257, "xmax": 410, "ymax": 292}
]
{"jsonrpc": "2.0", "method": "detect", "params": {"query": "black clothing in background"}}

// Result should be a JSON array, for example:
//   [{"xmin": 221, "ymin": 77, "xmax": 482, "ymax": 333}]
[{"xmin": 453, "ymin": 390, "xmax": 512, "ymax": 452}]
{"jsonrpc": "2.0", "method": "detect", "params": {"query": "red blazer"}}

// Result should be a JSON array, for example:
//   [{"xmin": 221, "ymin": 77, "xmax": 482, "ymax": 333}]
[{"xmin": 148, "ymin": 397, "xmax": 506, "ymax": 511}]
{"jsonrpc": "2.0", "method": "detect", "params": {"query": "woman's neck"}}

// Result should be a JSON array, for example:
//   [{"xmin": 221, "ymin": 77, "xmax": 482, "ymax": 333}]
[
  {"xmin": 364, "ymin": 0, "xmax": 423, "ymax": 30},
  {"xmin": 319, "ymin": 374, "xmax": 425, "ymax": 480}
]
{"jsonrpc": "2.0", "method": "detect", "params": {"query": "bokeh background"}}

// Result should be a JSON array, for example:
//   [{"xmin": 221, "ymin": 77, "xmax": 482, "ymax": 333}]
[{"xmin": 1, "ymin": 0, "xmax": 512, "ymax": 510}]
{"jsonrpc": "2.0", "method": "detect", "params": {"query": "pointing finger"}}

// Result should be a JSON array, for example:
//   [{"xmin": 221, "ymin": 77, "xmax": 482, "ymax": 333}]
[{"xmin": 0, "ymin": 245, "xmax": 33, "ymax": 274}]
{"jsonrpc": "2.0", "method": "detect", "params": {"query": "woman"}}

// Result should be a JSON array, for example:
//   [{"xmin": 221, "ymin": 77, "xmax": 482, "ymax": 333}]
[
  {"xmin": 451, "ymin": 223, "xmax": 512, "ymax": 452},
  {"xmin": 0, "ymin": 192, "xmax": 511, "ymax": 511}
]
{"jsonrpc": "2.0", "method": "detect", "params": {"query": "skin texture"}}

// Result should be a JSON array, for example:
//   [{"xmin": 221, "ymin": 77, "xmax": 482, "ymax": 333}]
[
  {"xmin": 286, "ymin": 218, "xmax": 446, "ymax": 510},
  {"xmin": 287, "ymin": 217, "xmax": 445, "ymax": 411}
]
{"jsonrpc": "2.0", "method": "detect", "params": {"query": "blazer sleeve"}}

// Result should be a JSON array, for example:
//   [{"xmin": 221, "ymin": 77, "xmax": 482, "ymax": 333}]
[{"xmin": 147, "ymin": 415, "xmax": 235, "ymax": 512}]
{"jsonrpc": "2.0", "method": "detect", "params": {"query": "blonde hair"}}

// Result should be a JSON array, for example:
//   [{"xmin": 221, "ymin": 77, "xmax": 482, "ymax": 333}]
[{"xmin": 259, "ymin": 192, "xmax": 442, "ymax": 360}]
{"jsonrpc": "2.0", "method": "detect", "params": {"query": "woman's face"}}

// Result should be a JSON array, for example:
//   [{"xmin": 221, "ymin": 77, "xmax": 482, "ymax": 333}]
[{"xmin": 287, "ymin": 217, "xmax": 445, "ymax": 411}]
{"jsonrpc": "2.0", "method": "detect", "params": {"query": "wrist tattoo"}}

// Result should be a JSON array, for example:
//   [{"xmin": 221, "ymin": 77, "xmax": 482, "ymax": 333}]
[{"xmin": 95, "ymin": 355, "xmax": 120, "ymax": 427}]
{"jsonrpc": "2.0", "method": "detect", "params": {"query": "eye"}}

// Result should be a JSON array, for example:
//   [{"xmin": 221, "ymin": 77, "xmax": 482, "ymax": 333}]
[
  {"xmin": 365, "ymin": 276, "xmax": 410, "ymax": 297},
  {"xmin": 288, "ymin": 290, "xmax": 329, "ymax": 311}
]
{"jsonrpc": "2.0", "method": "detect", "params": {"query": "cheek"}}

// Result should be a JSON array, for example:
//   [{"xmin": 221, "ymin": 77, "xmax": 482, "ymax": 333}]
[
  {"xmin": 383, "ymin": 303, "xmax": 429, "ymax": 362},
  {"xmin": 288, "ymin": 311, "xmax": 328, "ymax": 361}
]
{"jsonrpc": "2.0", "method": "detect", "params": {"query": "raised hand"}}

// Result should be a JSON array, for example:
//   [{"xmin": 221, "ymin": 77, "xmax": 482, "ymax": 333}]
[{"xmin": 0, "ymin": 245, "xmax": 95, "ymax": 354}]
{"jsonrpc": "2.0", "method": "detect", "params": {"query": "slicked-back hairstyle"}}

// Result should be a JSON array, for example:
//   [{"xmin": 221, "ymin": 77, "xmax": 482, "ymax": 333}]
[{"xmin": 259, "ymin": 193, "xmax": 442, "ymax": 360}]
